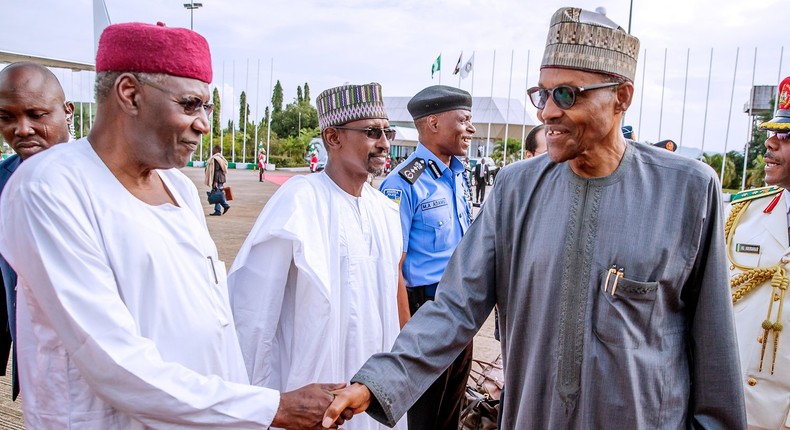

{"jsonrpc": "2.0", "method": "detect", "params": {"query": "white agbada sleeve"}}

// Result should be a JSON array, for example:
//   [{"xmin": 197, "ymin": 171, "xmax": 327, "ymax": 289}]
[
  {"xmin": 229, "ymin": 175, "xmax": 337, "ymax": 390},
  {"xmin": 0, "ymin": 175, "xmax": 280, "ymax": 428}
]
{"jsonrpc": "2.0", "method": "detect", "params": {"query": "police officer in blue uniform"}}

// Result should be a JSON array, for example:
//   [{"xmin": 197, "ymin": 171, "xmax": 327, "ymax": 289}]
[{"xmin": 380, "ymin": 85, "xmax": 475, "ymax": 430}]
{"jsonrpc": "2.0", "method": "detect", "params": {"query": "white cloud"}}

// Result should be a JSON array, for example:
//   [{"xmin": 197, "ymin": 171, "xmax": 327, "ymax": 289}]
[{"xmin": 1, "ymin": 0, "xmax": 786, "ymax": 153}]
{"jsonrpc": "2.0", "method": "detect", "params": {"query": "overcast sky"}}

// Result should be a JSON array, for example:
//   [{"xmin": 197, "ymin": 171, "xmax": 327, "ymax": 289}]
[{"xmin": 1, "ymin": 0, "xmax": 787, "ymax": 153}]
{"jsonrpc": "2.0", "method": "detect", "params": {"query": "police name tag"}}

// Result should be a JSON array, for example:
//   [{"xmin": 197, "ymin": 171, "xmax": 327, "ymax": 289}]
[
  {"xmin": 736, "ymin": 243, "xmax": 761, "ymax": 254},
  {"xmin": 421, "ymin": 198, "xmax": 447, "ymax": 211}
]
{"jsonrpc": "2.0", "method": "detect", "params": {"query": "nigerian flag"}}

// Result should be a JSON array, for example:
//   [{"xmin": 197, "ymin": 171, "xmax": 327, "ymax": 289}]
[{"xmin": 431, "ymin": 54, "xmax": 441, "ymax": 79}]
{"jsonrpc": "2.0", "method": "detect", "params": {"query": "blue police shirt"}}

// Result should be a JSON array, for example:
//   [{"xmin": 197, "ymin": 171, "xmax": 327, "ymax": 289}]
[{"xmin": 379, "ymin": 143, "xmax": 472, "ymax": 291}]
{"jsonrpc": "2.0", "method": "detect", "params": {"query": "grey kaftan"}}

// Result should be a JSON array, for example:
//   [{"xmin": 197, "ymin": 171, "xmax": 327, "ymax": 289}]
[{"xmin": 353, "ymin": 142, "xmax": 746, "ymax": 429}]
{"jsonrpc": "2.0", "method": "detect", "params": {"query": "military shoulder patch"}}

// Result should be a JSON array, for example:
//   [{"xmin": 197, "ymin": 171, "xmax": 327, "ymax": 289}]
[
  {"xmin": 730, "ymin": 186, "xmax": 783, "ymax": 203},
  {"xmin": 398, "ymin": 157, "xmax": 426, "ymax": 185},
  {"xmin": 382, "ymin": 189, "xmax": 402, "ymax": 205}
]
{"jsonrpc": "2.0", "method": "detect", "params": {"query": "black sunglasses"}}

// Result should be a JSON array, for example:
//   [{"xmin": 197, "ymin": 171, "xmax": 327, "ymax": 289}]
[
  {"xmin": 332, "ymin": 126, "xmax": 396, "ymax": 141},
  {"xmin": 527, "ymin": 82, "xmax": 620, "ymax": 110},
  {"xmin": 768, "ymin": 130, "xmax": 789, "ymax": 141},
  {"xmin": 140, "ymin": 80, "xmax": 213, "ymax": 117}
]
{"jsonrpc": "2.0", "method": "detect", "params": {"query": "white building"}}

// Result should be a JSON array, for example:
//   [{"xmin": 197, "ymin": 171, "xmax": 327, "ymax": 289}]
[{"xmin": 384, "ymin": 96, "xmax": 538, "ymax": 160}]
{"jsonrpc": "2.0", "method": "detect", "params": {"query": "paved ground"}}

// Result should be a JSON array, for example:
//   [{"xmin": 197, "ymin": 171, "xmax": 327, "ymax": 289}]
[{"xmin": 0, "ymin": 166, "xmax": 499, "ymax": 427}]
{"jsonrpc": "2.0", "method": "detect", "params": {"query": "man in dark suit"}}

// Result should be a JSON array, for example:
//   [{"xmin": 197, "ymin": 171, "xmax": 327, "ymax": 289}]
[
  {"xmin": 473, "ymin": 158, "xmax": 488, "ymax": 203},
  {"xmin": 0, "ymin": 61, "xmax": 74, "ymax": 399}
]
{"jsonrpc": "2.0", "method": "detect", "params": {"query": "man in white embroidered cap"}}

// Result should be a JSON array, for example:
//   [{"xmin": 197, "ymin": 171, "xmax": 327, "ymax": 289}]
[
  {"xmin": 229, "ymin": 83, "xmax": 408, "ymax": 430},
  {"xmin": 323, "ymin": 7, "xmax": 746, "ymax": 429}
]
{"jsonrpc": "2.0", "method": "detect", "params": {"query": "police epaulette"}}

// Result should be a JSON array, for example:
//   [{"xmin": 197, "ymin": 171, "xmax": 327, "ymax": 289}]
[
  {"xmin": 398, "ymin": 157, "xmax": 426, "ymax": 185},
  {"xmin": 730, "ymin": 186, "xmax": 783, "ymax": 203},
  {"xmin": 427, "ymin": 160, "xmax": 442, "ymax": 179}
]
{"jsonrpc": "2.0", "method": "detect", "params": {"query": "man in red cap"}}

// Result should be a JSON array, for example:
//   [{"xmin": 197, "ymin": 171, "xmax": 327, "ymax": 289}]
[
  {"xmin": 726, "ymin": 75, "xmax": 790, "ymax": 429},
  {"xmin": 0, "ymin": 23, "xmax": 342, "ymax": 429}
]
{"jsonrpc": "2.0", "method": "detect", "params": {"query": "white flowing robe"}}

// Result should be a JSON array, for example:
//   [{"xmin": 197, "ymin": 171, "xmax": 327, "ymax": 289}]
[
  {"xmin": 229, "ymin": 172, "xmax": 405, "ymax": 430},
  {"xmin": 0, "ymin": 139, "xmax": 279, "ymax": 429}
]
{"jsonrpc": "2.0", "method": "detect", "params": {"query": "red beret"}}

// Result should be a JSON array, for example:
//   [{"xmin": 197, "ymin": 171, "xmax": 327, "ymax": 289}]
[{"xmin": 96, "ymin": 22, "xmax": 212, "ymax": 83}]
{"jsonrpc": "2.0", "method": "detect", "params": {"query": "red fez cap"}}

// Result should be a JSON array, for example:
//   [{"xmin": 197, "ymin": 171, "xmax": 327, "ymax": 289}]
[{"xmin": 96, "ymin": 22, "xmax": 212, "ymax": 83}]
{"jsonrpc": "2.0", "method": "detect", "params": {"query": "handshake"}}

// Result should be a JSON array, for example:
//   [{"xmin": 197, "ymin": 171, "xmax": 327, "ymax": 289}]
[{"xmin": 274, "ymin": 382, "xmax": 373, "ymax": 429}]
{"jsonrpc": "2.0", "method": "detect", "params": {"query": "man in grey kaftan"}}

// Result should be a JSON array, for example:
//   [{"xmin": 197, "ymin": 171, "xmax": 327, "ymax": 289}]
[
  {"xmin": 350, "ymin": 142, "xmax": 744, "ymax": 428},
  {"xmin": 323, "ymin": 7, "xmax": 745, "ymax": 429}
]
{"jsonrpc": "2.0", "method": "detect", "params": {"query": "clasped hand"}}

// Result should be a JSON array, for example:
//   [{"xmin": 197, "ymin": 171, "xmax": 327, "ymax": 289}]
[{"xmin": 321, "ymin": 383, "xmax": 373, "ymax": 429}]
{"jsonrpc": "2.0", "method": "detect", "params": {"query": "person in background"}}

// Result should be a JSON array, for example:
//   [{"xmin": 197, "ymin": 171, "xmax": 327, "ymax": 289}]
[
  {"xmin": 472, "ymin": 157, "xmax": 488, "ymax": 203},
  {"xmin": 524, "ymin": 124, "xmax": 547, "ymax": 158},
  {"xmin": 0, "ymin": 61, "xmax": 74, "ymax": 401},
  {"xmin": 205, "ymin": 144, "xmax": 230, "ymax": 216},
  {"xmin": 653, "ymin": 139, "xmax": 677, "ymax": 152},
  {"xmin": 258, "ymin": 149, "xmax": 266, "ymax": 182},
  {"xmin": 310, "ymin": 151, "xmax": 319, "ymax": 173},
  {"xmin": 725, "ymin": 75, "xmax": 790, "ymax": 429}
]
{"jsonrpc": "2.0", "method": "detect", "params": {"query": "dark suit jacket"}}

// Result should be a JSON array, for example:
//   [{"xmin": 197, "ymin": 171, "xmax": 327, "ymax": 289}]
[
  {"xmin": 473, "ymin": 162, "xmax": 487, "ymax": 181},
  {"xmin": 0, "ymin": 153, "xmax": 21, "ymax": 399}
]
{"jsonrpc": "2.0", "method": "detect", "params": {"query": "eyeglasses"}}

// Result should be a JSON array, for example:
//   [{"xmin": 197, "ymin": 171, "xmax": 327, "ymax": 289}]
[
  {"xmin": 527, "ymin": 82, "xmax": 621, "ymax": 110},
  {"xmin": 140, "ymin": 79, "xmax": 213, "ymax": 117},
  {"xmin": 332, "ymin": 126, "xmax": 396, "ymax": 141},
  {"xmin": 768, "ymin": 130, "xmax": 789, "ymax": 141}
]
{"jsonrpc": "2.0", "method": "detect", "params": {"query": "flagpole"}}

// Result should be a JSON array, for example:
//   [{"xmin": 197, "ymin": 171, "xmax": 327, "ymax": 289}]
[
  {"xmin": 719, "ymin": 47, "xmax": 740, "ymax": 187},
  {"xmin": 678, "ymin": 48, "xmax": 690, "ymax": 151},
  {"xmin": 266, "ymin": 58, "xmax": 273, "ymax": 167},
  {"xmin": 438, "ymin": 52, "xmax": 442, "ymax": 85},
  {"xmin": 503, "ymin": 49, "xmax": 514, "ymax": 165},
  {"xmin": 470, "ymin": 51, "xmax": 475, "ymax": 98},
  {"xmin": 700, "ymin": 48, "xmax": 714, "ymax": 157},
  {"xmin": 775, "ymin": 47, "xmax": 785, "ymax": 117},
  {"xmin": 521, "ymin": 50, "xmax": 531, "ymax": 161},
  {"xmin": 254, "ymin": 58, "xmax": 261, "ymax": 161},
  {"xmin": 741, "ymin": 47, "xmax": 758, "ymax": 191},
  {"xmin": 637, "ymin": 48, "xmax": 647, "ymax": 141},
  {"xmin": 486, "ymin": 50, "xmax": 496, "ymax": 157},
  {"xmin": 220, "ymin": 61, "xmax": 225, "ymax": 156},
  {"xmin": 457, "ymin": 52, "xmax": 463, "ymax": 88},
  {"xmin": 231, "ymin": 60, "xmax": 236, "ymax": 163},
  {"xmin": 657, "ymin": 48, "xmax": 667, "ymax": 140},
  {"xmin": 469, "ymin": 51, "xmax": 476, "ymax": 159},
  {"xmin": 243, "ymin": 58, "xmax": 249, "ymax": 164}
]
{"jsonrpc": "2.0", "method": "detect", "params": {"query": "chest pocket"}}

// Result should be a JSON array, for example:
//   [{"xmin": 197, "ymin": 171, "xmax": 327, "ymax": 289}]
[
  {"xmin": 417, "ymin": 203, "xmax": 454, "ymax": 252},
  {"xmin": 593, "ymin": 269, "xmax": 658, "ymax": 349}
]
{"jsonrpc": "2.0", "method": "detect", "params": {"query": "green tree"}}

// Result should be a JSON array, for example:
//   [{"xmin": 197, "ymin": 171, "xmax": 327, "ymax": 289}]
[
  {"xmin": 239, "ymin": 91, "xmax": 250, "ymax": 131},
  {"xmin": 297, "ymin": 86, "xmax": 303, "ymax": 104},
  {"xmin": 271, "ymin": 102, "xmax": 318, "ymax": 138},
  {"xmin": 272, "ymin": 80, "xmax": 284, "ymax": 113},
  {"xmin": 71, "ymin": 103, "xmax": 96, "ymax": 139},
  {"xmin": 744, "ymin": 106, "xmax": 774, "ymax": 178},
  {"xmin": 492, "ymin": 138, "xmax": 522, "ymax": 165},
  {"xmin": 211, "ymin": 87, "xmax": 221, "ymax": 139},
  {"xmin": 726, "ymin": 150, "xmax": 744, "ymax": 189},
  {"xmin": 702, "ymin": 153, "xmax": 737, "ymax": 189},
  {"xmin": 303, "ymin": 83, "xmax": 311, "ymax": 104},
  {"xmin": 746, "ymin": 154, "xmax": 766, "ymax": 188}
]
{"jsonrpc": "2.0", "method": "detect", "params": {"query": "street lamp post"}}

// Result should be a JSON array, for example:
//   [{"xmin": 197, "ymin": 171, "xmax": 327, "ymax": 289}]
[{"xmin": 183, "ymin": 0, "xmax": 203, "ymax": 30}]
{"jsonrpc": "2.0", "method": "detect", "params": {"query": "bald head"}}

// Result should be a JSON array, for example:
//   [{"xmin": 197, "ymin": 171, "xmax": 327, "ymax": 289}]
[{"xmin": 0, "ymin": 62, "xmax": 73, "ymax": 160}]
